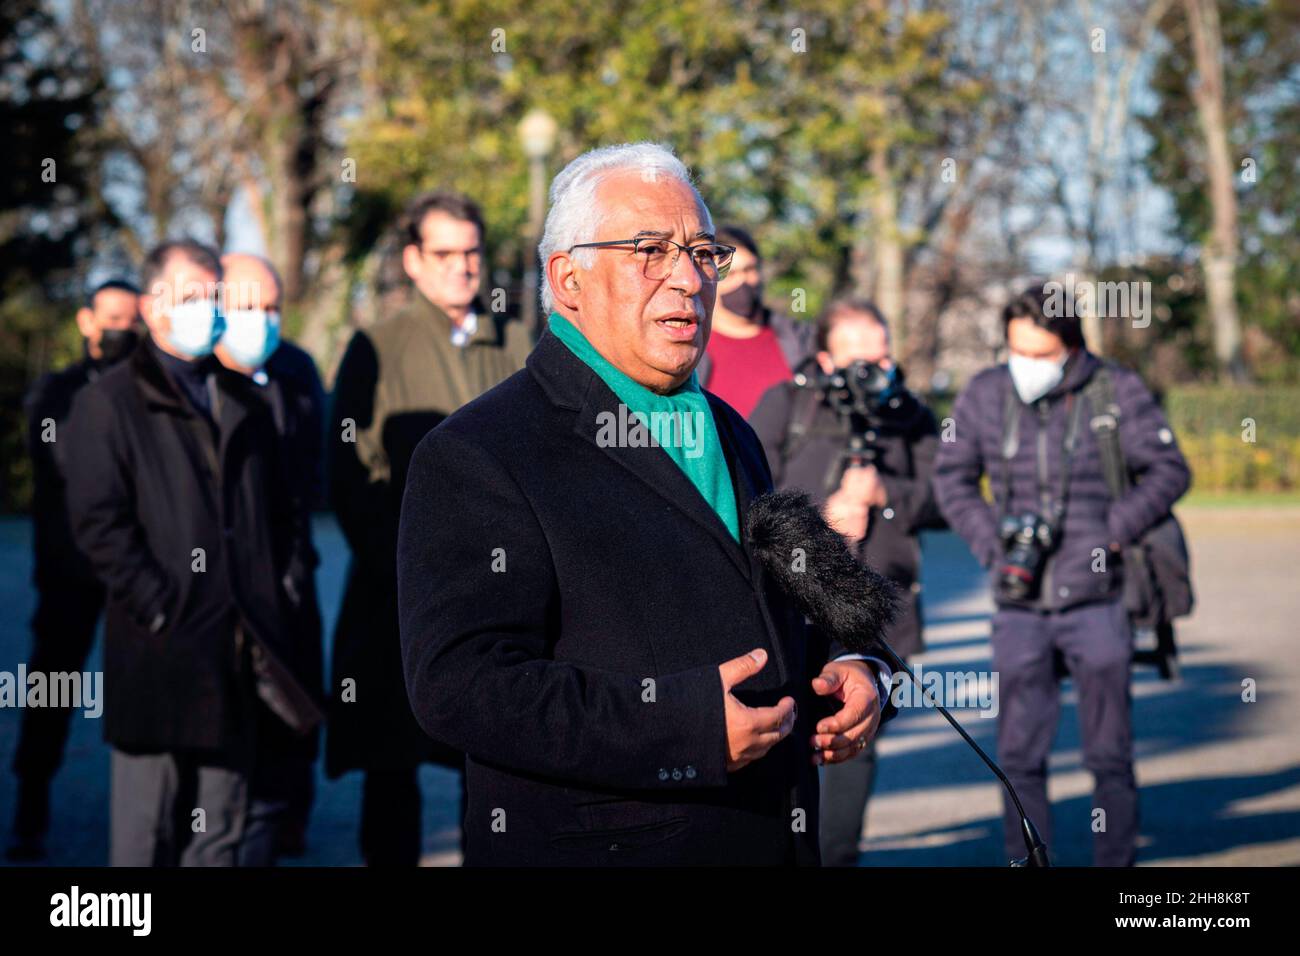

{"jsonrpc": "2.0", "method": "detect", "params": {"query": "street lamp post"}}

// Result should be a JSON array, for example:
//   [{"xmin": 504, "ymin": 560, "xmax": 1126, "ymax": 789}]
[{"xmin": 519, "ymin": 109, "xmax": 558, "ymax": 338}]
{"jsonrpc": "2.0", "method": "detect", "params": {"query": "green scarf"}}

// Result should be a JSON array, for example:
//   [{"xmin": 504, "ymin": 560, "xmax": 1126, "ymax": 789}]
[{"xmin": 548, "ymin": 312, "xmax": 739, "ymax": 541}]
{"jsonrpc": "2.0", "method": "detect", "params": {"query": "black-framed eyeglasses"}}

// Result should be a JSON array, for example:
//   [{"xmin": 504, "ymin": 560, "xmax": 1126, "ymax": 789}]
[{"xmin": 568, "ymin": 236, "xmax": 736, "ymax": 281}]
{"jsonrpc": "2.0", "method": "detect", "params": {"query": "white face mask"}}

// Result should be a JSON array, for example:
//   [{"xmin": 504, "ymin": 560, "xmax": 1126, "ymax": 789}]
[
  {"xmin": 1008, "ymin": 351, "xmax": 1067, "ymax": 404},
  {"xmin": 165, "ymin": 299, "xmax": 224, "ymax": 358},
  {"xmin": 221, "ymin": 308, "xmax": 281, "ymax": 369}
]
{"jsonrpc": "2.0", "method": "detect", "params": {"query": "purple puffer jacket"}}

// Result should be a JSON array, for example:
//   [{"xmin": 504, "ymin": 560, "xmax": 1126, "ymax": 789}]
[{"xmin": 933, "ymin": 350, "xmax": 1191, "ymax": 612}]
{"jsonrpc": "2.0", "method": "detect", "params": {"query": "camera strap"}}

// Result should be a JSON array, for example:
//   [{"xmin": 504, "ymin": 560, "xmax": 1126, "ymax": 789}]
[
  {"xmin": 780, "ymin": 383, "xmax": 826, "ymax": 466},
  {"xmin": 996, "ymin": 379, "xmax": 1020, "ymax": 518},
  {"xmin": 998, "ymin": 377, "xmax": 1085, "ymax": 524},
  {"xmin": 1044, "ymin": 393, "xmax": 1085, "ymax": 525}
]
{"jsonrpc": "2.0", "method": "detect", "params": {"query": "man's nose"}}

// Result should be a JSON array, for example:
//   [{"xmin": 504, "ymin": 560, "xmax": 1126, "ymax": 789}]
[{"xmin": 667, "ymin": 247, "xmax": 705, "ymax": 297}]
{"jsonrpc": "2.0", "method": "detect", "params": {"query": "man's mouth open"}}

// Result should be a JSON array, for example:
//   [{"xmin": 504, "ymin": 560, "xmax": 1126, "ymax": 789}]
[{"xmin": 655, "ymin": 315, "xmax": 699, "ymax": 342}]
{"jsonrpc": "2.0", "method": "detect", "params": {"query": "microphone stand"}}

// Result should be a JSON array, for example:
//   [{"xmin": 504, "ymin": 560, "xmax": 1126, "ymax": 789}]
[{"xmin": 874, "ymin": 642, "xmax": 1051, "ymax": 867}]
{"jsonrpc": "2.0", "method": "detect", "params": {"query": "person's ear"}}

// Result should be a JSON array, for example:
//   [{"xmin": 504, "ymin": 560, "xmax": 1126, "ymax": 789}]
[
  {"xmin": 401, "ymin": 244, "xmax": 424, "ymax": 285},
  {"xmin": 546, "ymin": 252, "xmax": 582, "ymax": 311},
  {"xmin": 816, "ymin": 351, "xmax": 835, "ymax": 374},
  {"xmin": 75, "ymin": 307, "xmax": 95, "ymax": 340},
  {"xmin": 139, "ymin": 291, "xmax": 166, "ymax": 333}
]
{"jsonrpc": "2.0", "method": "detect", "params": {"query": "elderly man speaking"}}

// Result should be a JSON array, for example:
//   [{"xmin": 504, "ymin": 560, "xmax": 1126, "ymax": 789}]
[{"xmin": 397, "ymin": 143, "xmax": 892, "ymax": 865}]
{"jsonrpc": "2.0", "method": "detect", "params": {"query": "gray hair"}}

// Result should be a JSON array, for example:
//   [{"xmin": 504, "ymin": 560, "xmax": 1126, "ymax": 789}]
[{"xmin": 538, "ymin": 142, "xmax": 711, "ymax": 314}]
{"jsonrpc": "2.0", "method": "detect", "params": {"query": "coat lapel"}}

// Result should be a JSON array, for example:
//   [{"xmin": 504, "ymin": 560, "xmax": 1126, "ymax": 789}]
[{"xmin": 529, "ymin": 329, "xmax": 754, "ymax": 582}]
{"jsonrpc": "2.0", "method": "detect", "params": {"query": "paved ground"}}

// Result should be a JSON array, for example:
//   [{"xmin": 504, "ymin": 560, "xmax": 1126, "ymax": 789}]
[
  {"xmin": 863, "ymin": 505, "xmax": 1300, "ymax": 867},
  {"xmin": 1, "ymin": 506, "xmax": 1297, "ymax": 866}
]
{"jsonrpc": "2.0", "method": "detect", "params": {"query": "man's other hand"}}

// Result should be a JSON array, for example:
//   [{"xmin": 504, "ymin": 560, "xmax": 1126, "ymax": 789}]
[{"xmin": 809, "ymin": 660, "xmax": 882, "ymax": 765}]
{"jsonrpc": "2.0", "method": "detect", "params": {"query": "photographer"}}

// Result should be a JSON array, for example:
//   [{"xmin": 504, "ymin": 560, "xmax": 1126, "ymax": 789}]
[
  {"xmin": 751, "ymin": 297, "xmax": 943, "ymax": 866},
  {"xmin": 933, "ymin": 285, "xmax": 1191, "ymax": 867}
]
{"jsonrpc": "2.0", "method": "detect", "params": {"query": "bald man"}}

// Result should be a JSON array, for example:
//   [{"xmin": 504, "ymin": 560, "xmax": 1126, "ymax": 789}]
[{"xmin": 216, "ymin": 254, "xmax": 327, "ymax": 861}]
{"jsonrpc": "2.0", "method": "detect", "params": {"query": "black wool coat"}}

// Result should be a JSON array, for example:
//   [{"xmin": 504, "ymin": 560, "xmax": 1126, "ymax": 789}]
[
  {"xmin": 64, "ymin": 339, "xmax": 299, "ymax": 756},
  {"xmin": 25, "ymin": 351, "xmax": 123, "ymax": 595},
  {"xmin": 397, "ymin": 328, "xmax": 891, "ymax": 866}
]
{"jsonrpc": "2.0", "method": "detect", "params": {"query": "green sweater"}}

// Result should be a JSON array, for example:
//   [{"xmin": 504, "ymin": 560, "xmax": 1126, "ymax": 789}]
[{"xmin": 548, "ymin": 312, "xmax": 739, "ymax": 541}]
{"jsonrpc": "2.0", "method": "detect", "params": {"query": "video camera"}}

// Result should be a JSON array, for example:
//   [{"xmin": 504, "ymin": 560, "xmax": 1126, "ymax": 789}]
[{"xmin": 791, "ymin": 357, "xmax": 905, "ymax": 470}]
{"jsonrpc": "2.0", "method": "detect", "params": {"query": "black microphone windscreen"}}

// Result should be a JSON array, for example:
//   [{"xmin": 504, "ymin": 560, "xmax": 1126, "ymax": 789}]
[{"xmin": 746, "ymin": 489, "xmax": 899, "ymax": 654}]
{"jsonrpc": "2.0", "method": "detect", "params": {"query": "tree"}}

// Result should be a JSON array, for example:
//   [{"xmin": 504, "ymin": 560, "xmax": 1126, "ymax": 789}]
[
  {"xmin": 1143, "ymin": 0, "xmax": 1299, "ymax": 382},
  {"xmin": 1, "ymin": 0, "xmax": 111, "ymax": 510},
  {"xmin": 1180, "ymin": 0, "xmax": 1245, "ymax": 381}
]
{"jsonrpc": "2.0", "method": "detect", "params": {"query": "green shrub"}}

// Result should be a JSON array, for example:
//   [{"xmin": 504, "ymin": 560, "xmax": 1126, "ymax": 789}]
[{"xmin": 1166, "ymin": 386, "xmax": 1300, "ymax": 492}]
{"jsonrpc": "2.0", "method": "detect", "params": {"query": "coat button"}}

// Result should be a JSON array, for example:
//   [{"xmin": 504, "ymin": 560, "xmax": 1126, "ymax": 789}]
[
  {"xmin": 882, "ymin": 508, "xmax": 895, "ymax": 520},
  {"xmin": 672, "ymin": 768, "xmax": 683, "ymax": 781},
  {"xmin": 1058, "ymin": 586, "xmax": 1070, "ymax": 598},
  {"xmin": 685, "ymin": 765, "xmax": 696, "ymax": 779},
  {"xmin": 657, "ymin": 768, "xmax": 669, "ymax": 782}
]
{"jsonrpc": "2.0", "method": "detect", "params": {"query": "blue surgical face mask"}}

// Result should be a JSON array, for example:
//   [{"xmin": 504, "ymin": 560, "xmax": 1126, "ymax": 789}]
[
  {"xmin": 166, "ymin": 299, "xmax": 224, "ymax": 358},
  {"xmin": 220, "ymin": 308, "xmax": 281, "ymax": 369}
]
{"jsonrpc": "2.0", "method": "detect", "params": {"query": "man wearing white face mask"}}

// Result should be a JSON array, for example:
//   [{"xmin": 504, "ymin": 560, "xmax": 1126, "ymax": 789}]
[
  {"xmin": 934, "ymin": 284, "xmax": 1190, "ymax": 867},
  {"xmin": 216, "ymin": 253, "xmax": 327, "ymax": 862},
  {"xmin": 64, "ymin": 239, "xmax": 313, "ymax": 866}
]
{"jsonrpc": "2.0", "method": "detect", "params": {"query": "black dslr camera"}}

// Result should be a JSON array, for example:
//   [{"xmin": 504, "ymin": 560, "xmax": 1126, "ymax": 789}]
[
  {"xmin": 996, "ymin": 512, "xmax": 1059, "ymax": 602},
  {"xmin": 793, "ymin": 359, "xmax": 901, "ymax": 419}
]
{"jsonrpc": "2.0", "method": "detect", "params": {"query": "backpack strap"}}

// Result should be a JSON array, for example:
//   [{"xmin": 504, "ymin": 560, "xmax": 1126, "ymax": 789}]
[
  {"xmin": 780, "ymin": 384, "xmax": 825, "ymax": 462},
  {"xmin": 1084, "ymin": 365, "xmax": 1129, "ymax": 499}
]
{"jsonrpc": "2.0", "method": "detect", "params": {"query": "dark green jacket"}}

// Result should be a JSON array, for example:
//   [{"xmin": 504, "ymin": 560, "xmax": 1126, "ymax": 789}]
[{"xmin": 327, "ymin": 294, "xmax": 530, "ymax": 774}]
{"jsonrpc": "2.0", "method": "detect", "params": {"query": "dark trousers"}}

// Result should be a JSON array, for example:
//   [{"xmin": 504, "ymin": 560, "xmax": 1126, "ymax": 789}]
[
  {"xmin": 819, "ymin": 724, "xmax": 883, "ymax": 867},
  {"xmin": 12, "ymin": 581, "xmax": 103, "ymax": 781},
  {"xmin": 359, "ymin": 763, "xmax": 466, "ymax": 866},
  {"xmin": 360, "ymin": 767, "xmax": 423, "ymax": 866},
  {"xmin": 991, "ymin": 597, "xmax": 1137, "ymax": 866}
]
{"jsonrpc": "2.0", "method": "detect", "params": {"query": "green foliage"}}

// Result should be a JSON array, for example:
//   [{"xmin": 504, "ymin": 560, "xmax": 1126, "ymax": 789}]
[
  {"xmin": 1166, "ymin": 385, "xmax": 1300, "ymax": 492},
  {"xmin": 342, "ymin": 0, "xmax": 971, "ymax": 306},
  {"xmin": 1141, "ymin": 0, "xmax": 1300, "ymax": 382},
  {"xmin": 1, "ymin": 0, "xmax": 112, "ymax": 512}
]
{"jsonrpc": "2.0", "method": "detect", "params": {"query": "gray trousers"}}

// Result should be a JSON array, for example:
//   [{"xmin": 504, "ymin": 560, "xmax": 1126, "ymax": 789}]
[
  {"xmin": 110, "ymin": 748, "xmax": 256, "ymax": 866},
  {"xmin": 110, "ymin": 629, "xmax": 282, "ymax": 867}
]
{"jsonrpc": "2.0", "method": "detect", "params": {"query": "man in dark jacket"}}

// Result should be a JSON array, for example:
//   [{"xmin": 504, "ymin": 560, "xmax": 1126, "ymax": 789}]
[
  {"xmin": 397, "ymin": 143, "xmax": 894, "ymax": 866},
  {"xmin": 329, "ymin": 191, "xmax": 530, "ymax": 865},
  {"xmin": 751, "ymin": 297, "xmax": 942, "ymax": 866},
  {"xmin": 933, "ymin": 284, "xmax": 1191, "ymax": 866},
  {"xmin": 7, "ymin": 280, "xmax": 140, "ymax": 860},
  {"xmin": 215, "ymin": 252, "xmax": 327, "ymax": 861},
  {"xmin": 64, "ymin": 239, "xmax": 305, "ymax": 866}
]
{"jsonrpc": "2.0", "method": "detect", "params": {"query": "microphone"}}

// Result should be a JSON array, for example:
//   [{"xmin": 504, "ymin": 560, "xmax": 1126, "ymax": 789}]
[{"xmin": 746, "ymin": 489, "xmax": 1051, "ymax": 867}]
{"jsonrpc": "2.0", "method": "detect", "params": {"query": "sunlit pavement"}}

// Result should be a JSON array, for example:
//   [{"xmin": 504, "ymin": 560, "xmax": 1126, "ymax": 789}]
[{"xmin": 860, "ymin": 506, "xmax": 1300, "ymax": 867}]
